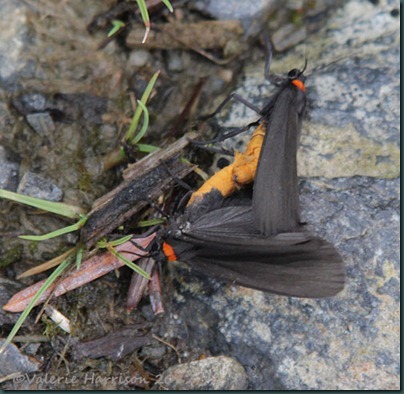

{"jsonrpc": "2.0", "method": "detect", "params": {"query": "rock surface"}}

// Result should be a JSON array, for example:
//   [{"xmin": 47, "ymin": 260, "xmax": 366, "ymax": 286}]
[
  {"xmin": 17, "ymin": 172, "xmax": 63, "ymax": 201},
  {"xmin": 162, "ymin": 0, "xmax": 399, "ymax": 390},
  {"xmin": 0, "ymin": 146, "xmax": 19, "ymax": 191},
  {"xmin": 154, "ymin": 356, "xmax": 248, "ymax": 390},
  {"xmin": 167, "ymin": 177, "xmax": 399, "ymax": 390}
]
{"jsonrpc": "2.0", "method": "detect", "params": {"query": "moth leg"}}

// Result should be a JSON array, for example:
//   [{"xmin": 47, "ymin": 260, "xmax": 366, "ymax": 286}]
[
  {"xmin": 191, "ymin": 123, "xmax": 258, "ymax": 146},
  {"xmin": 200, "ymin": 92, "xmax": 262, "ymax": 121},
  {"xmin": 160, "ymin": 160, "xmax": 193, "ymax": 192}
]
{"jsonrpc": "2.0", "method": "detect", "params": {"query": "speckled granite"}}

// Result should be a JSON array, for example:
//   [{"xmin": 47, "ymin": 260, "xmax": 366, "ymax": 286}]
[
  {"xmin": 167, "ymin": 177, "xmax": 399, "ymax": 390},
  {"xmin": 162, "ymin": 0, "xmax": 399, "ymax": 389},
  {"xmin": 154, "ymin": 355, "xmax": 248, "ymax": 390}
]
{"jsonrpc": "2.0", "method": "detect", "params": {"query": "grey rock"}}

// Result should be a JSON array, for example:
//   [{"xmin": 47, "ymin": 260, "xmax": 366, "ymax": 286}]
[
  {"xmin": 26, "ymin": 112, "xmax": 55, "ymax": 135},
  {"xmin": 0, "ymin": 0, "xmax": 32, "ymax": 88},
  {"xmin": 140, "ymin": 344, "xmax": 166, "ymax": 360},
  {"xmin": 192, "ymin": 0, "xmax": 276, "ymax": 33},
  {"xmin": 13, "ymin": 93, "xmax": 108, "ymax": 125},
  {"xmin": 168, "ymin": 177, "xmax": 399, "ymax": 389},
  {"xmin": 166, "ymin": 50, "xmax": 191, "ymax": 73},
  {"xmin": 0, "ymin": 147, "xmax": 19, "ymax": 191},
  {"xmin": 0, "ymin": 161, "xmax": 19, "ymax": 191},
  {"xmin": 154, "ymin": 355, "xmax": 248, "ymax": 390},
  {"xmin": 0, "ymin": 277, "xmax": 24, "ymax": 326},
  {"xmin": 128, "ymin": 49, "xmax": 152, "ymax": 69},
  {"xmin": 270, "ymin": 1, "xmax": 346, "ymax": 51},
  {"xmin": 17, "ymin": 171, "xmax": 63, "ymax": 201},
  {"xmin": 13, "ymin": 93, "xmax": 47, "ymax": 113},
  {"xmin": 0, "ymin": 338, "xmax": 41, "ymax": 378},
  {"xmin": 193, "ymin": 0, "xmax": 275, "ymax": 21}
]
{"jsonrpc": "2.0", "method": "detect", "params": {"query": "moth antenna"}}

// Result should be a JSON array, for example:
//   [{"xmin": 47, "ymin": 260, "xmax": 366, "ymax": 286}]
[
  {"xmin": 301, "ymin": 58, "xmax": 308, "ymax": 75},
  {"xmin": 305, "ymin": 55, "xmax": 350, "ymax": 77}
]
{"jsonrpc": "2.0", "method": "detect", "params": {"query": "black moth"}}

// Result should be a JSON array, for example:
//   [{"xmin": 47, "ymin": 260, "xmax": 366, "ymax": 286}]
[{"xmin": 162, "ymin": 58, "xmax": 345, "ymax": 298}]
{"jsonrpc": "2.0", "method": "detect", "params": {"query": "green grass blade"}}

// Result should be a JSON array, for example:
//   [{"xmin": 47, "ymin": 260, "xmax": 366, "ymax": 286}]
[
  {"xmin": 136, "ymin": 143, "xmax": 159, "ymax": 153},
  {"xmin": 138, "ymin": 218, "xmax": 166, "ymax": 227},
  {"xmin": 108, "ymin": 247, "xmax": 150, "ymax": 279},
  {"xmin": 19, "ymin": 216, "xmax": 88, "ymax": 241},
  {"xmin": 0, "ymin": 189, "xmax": 85, "ymax": 219},
  {"xmin": 102, "ymin": 234, "xmax": 133, "ymax": 248},
  {"xmin": 130, "ymin": 100, "xmax": 149, "ymax": 145},
  {"xmin": 124, "ymin": 70, "xmax": 160, "ymax": 143},
  {"xmin": 75, "ymin": 246, "xmax": 85, "ymax": 269},
  {"xmin": 136, "ymin": 0, "xmax": 150, "ymax": 43},
  {"xmin": 108, "ymin": 20, "xmax": 125, "ymax": 37},
  {"xmin": 161, "ymin": 0, "xmax": 174, "ymax": 12},
  {"xmin": 0, "ymin": 256, "xmax": 72, "ymax": 354}
]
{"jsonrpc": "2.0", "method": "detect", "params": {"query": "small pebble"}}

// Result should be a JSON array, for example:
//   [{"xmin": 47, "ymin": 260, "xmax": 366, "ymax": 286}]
[
  {"xmin": 128, "ymin": 49, "xmax": 152, "ymax": 68},
  {"xmin": 154, "ymin": 355, "xmax": 248, "ymax": 390},
  {"xmin": 0, "ymin": 160, "xmax": 19, "ymax": 191},
  {"xmin": 26, "ymin": 112, "xmax": 55, "ymax": 135},
  {"xmin": 17, "ymin": 171, "xmax": 63, "ymax": 201}
]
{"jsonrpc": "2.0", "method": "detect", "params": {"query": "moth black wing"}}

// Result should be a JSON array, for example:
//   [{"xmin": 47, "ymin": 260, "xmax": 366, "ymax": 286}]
[
  {"xmin": 167, "ymin": 206, "xmax": 345, "ymax": 298},
  {"xmin": 181, "ymin": 205, "xmax": 258, "ymax": 238},
  {"xmin": 252, "ymin": 82, "xmax": 306, "ymax": 236},
  {"xmin": 167, "ymin": 234, "xmax": 345, "ymax": 298}
]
